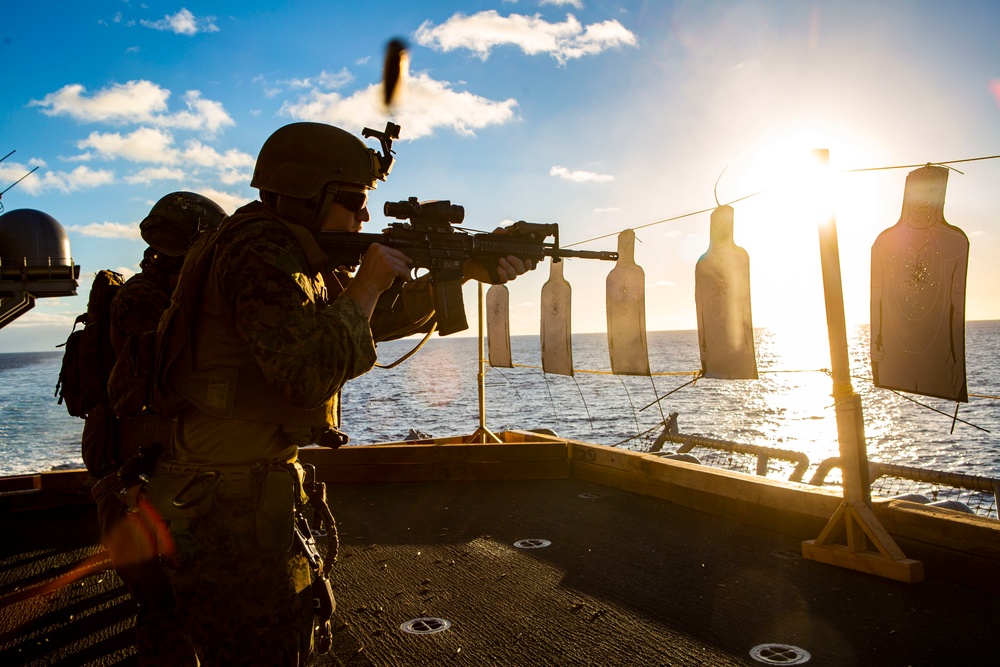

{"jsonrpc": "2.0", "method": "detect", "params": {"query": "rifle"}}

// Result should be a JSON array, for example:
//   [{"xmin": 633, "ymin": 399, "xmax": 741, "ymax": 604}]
[{"xmin": 314, "ymin": 197, "xmax": 618, "ymax": 335}]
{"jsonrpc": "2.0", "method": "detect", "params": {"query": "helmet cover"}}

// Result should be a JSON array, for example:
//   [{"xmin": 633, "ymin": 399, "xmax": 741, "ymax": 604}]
[
  {"xmin": 139, "ymin": 192, "xmax": 226, "ymax": 256},
  {"xmin": 251, "ymin": 122, "xmax": 383, "ymax": 198}
]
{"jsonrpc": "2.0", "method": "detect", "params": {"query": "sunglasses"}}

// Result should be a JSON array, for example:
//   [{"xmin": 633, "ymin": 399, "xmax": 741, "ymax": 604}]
[{"xmin": 331, "ymin": 190, "xmax": 368, "ymax": 214}]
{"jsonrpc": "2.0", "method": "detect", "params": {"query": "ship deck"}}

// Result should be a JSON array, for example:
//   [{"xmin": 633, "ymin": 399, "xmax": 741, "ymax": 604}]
[{"xmin": 1, "ymin": 435, "xmax": 998, "ymax": 666}]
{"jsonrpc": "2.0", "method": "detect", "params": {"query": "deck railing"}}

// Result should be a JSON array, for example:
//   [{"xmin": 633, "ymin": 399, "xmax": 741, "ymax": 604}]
[{"xmin": 645, "ymin": 416, "xmax": 999, "ymax": 519}]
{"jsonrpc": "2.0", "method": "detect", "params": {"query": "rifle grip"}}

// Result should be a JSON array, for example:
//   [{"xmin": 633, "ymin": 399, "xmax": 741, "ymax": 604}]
[
  {"xmin": 485, "ymin": 260, "xmax": 502, "ymax": 284},
  {"xmin": 432, "ymin": 278, "xmax": 468, "ymax": 336}
]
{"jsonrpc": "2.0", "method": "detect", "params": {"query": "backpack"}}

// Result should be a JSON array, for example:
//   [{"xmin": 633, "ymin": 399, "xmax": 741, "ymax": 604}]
[
  {"xmin": 55, "ymin": 269, "xmax": 125, "ymax": 476},
  {"xmin": 108, "ymin": 224, "xmax": 220, "ymax": 420},
  {"xmin": 109, "ymin": 210, "xmax": 318, "ymax": 421},
  {"xmin": 55, "ymin": 269, "xmax": 125, "ymax": 418}
]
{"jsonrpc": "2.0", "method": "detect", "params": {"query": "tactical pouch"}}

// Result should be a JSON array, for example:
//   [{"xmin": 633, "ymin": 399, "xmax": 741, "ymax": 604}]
[
  {"xmin": 313, "ymin": 574, "xmax": 336, "ymax": 618},
  {"xmin": 254, "ymin": 468, "xmax": 295, "ymax": 553},
  {"xmin": 313, "ymin": 574, "xmax": 337, "ymax": 654},
  {"xmin": 81, "ymin": 402, "xmax": 120, "ymax": 477},
  {"xmin": 108, "ymin": 330, "xmax": 157, "ymax": 419}
]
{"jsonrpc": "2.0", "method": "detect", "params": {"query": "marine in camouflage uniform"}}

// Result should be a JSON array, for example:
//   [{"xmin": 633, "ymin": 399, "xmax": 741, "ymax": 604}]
[
  {"xmin": 162, "ymin": 206, "xmax": 377, "ymax": 665},
  {"xmin": 109, "ymin": 248, "xmax": 179, "ymax": 354},
  {"xmin": 147, "ymin": 122, "xmax": 531, "ymax": 666},
  {"xmin": 97, "ymin": 247, "xmax": 193, "ymax": 667},
  {"xmin": 93, "ymin": 193, "xmax": 225, "ymax": 667}
]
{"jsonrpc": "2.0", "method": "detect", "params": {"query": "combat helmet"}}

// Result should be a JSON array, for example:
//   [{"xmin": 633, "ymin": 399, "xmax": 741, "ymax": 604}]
[
  {"xmin": 251, "ymin": 122, "xmax": 386, "ymax": 198},
  {"xmin": 139, "ymin": 192, "xmax": 226, "ymax": 256}
]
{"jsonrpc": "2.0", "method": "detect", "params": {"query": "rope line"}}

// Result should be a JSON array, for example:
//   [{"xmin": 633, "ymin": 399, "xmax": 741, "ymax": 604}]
[
  {"xmin": 506, "ymin": 363, "xmax": 1000, "ymax": 407},
  {"xmin": 848, "ymin": 373, "xmax": 991, "ymax": 431},
  {"xmin": 617, "ymin": 375, "xmax": 641, "ymax": 437},
  {"xmin": 496, "ymin": 364, "xmax": 997, "ymax": 432},
  {"xmin": 510, "ymin": 363, "xmax": 699, "ymax": 377},
  {"xmin": 571, "ymin": 374, "xmax": 595, "ymax": 429},
  {"xmin": 649, "ymin": 375, "xmax": 666, "ymax": 424},
  {"xmin": 845, "ymin": 154, "xmax": 1000, "ymax": 173},
  {"xmin": 561, "ymin": 153, "xmax": 1000, "ymax": 249},
  {"xmin": 886, "ymin": 388, "xmax": 990, "ymax": 433},
  {"xmin": 639, "ymin": 374, "xmax": 701, "ymax": 412},
  {"xmin": 610, "ymin": 418, "xmax": 666, "ymax": 448}
]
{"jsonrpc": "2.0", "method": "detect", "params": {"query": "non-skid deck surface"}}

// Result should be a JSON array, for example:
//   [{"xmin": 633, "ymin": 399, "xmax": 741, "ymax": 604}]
[{"xmin": 2, "ymin": 477, "xmax": 996, "ymax": 666}]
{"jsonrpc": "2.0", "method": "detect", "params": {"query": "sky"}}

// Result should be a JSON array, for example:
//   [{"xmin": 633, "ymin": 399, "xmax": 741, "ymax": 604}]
[{"xmin": 2, "ymin": 0, "xmax": 1000, "ymax": 354}]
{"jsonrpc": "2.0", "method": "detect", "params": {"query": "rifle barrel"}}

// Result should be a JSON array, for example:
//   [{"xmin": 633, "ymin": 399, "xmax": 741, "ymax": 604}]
[{"xmin": 547, "ymin": 248, "xmax": 618, "ymax": 261}]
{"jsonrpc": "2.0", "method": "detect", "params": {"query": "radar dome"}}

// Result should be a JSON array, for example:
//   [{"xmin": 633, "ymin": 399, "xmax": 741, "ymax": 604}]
[{"xmin": 0, "ymin": 208, "xmax": 74, "ymax": 270}]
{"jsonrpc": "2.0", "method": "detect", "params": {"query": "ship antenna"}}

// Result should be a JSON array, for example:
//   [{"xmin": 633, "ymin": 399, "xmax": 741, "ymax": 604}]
[{"xmin": 0, "ymin": 149, "xmax": 41, "ymax": 211}]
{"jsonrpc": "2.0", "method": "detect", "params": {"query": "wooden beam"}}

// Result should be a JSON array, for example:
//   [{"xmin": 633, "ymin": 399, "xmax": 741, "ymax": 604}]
[
  {"xmin": 315, "ymin": 459, "xmax": 568, "ymax": 484},
  {"xmin": 299, "ymin": 437, "xmax": 570, "ymax": 484},
  {"xmin": 300, "ymin": 441, "xmax": 567, "ymax": 466},
  {"xmin": 802, "ymin": 501, "xmax": 924, "ymax": 583}
]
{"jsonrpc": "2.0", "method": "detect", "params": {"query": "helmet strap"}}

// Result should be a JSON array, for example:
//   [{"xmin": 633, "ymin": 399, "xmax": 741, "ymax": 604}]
[
  {"xmin": 311, "ymin": 185, "xmax": 340, "ymax": 232},
  {"xmin": 272, "ymin": 192, "xmax": 325, "ymax": 230}
]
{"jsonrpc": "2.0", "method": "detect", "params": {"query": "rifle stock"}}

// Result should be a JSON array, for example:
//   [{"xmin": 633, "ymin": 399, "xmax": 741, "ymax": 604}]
[{"xmin": 313, "ymin": 198, "xmax": 617, "ymax": 336}]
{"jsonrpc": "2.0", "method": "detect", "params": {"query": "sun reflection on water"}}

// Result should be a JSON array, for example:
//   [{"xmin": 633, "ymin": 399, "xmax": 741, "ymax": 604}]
[{"xmin": 746, "ymin": 326, "xmax": 842, "ymax": 465}]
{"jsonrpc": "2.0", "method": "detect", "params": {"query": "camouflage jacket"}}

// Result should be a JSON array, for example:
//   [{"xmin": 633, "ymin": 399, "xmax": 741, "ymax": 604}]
[
  {"xmin": 206, "ymin": 201, "xmax": 379, "ymax": 410},
  {"xmin": 169, "ymin": 202, "xmax": 434, "ymax": 462},
  {"xmin": 109, "ymin": 270, "xmax": 172, "ymax": 356}
]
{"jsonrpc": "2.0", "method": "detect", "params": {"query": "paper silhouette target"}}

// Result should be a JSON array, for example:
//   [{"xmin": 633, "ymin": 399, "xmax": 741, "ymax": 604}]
[
  {"xmin": 606, "ymin": 230, "xmax": 650, "ymax": 376},
  {"xmin": 486, "ymin": 284, "xmax": 512, "ymax": 368},
  {"xmin": 541, "ymin": 259, "xmax": 574, "ymax": 376},
  {"xmin": 871, "ymin": 165, "xmax": 969, "ymax": 402},
  {"xmin": 695, "ymin": 205, "xmax": 758, "ymax": 380}
]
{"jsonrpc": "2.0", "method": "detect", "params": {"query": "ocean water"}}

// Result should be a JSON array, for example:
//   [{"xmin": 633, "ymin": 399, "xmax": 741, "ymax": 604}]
[{"xmin": 2, "ymin": 323, "xmax": 998, "ymax": 486}]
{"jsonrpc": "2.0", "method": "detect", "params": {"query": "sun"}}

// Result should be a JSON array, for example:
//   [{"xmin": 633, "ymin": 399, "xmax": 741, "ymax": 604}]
[{"xmin": 715, "ymin": 122, "xmax": 888, "ymax": 369}]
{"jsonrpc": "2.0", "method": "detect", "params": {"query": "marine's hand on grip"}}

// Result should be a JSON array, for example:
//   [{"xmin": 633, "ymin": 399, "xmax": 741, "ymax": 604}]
[
  {"xmin": 464, "ymin": 227, "xmax": 536, "ymax": 284},
  {"xmin": 343, "ymin": 243, "xmax": 413, "ymax": 318}
]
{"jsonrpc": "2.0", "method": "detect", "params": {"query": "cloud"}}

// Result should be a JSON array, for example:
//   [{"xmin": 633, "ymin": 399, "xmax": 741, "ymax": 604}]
[
  {"xmin": 32, "ymin": 81, "xmax": 168, "ymax": 123},
  {"xmin": 550, "ymin": 165, "xmax": 615, "ymax": 183},
  {"xmin": 140, "ymin": 8, "xmax": 219, "ymax": 36},
  {"xmin": 77, "ymin": 127, "xmax": 255, "ymax": 185},
  {"xmin": 2, "ymin": 308, "xmax": 77, "ymax": 329},
  {"xmin": 31, "ymin": 81, "xmax": 234, "ymax": 133},
  {"xmin": 78, "ymin": 127, "xmax": 175, "ymax": 162},
  {"xmin": 414, "ymin": 11, "xmax": 637, "ymax": 64},
  {"xmin": 124, "ymin": 166, "xmax": 189, "ymax": 184},
  {"xmin": 25, "ymin": 80, "xmax": 242, "ymax": 199},
  {"xmin": 541, "ymin": 0, "xmax": 583, "ymax": 7},
  {"xmin": 65, "ymin": 221, "xmax": 141, "ymax": 240},
  {"xmin": 282, "ymin": 68, "xmax": 353, "ymax": 91},
  {"xmin": 280, "ymin": 70, "xmax": 519, "ymax": 139},
  {"xmin": 594, "ymin": 206, "xmax": 621, "ymax": 213},
  {"xmin": 193, "ymin": 187, "xmax": 250, "ymax": 215},
  {"xmin": 162, "ymin": 91, "xmax": 233, "ymax": 132},
  {"xmin": 0, "ymin": 162, "xmax": 115, "ymax": 195},
  {"xmin": 255, "ymin": 69, "xmax": 354, "ymax": 101},
  {"xmin": 60, "ymin": 153, "xmax": 94, "ymax": 163}
]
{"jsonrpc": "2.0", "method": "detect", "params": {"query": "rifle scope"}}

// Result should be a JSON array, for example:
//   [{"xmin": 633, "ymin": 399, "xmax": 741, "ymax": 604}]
[{"xmin": 384, "ymin": 197, "xmax": 465, "ymax": 225}]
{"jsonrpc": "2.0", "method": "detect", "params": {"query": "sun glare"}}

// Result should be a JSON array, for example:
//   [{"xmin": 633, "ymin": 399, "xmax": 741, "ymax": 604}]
[{"xmin": 718, "ymin": 123, "xmax": 884, "ymax": 369}]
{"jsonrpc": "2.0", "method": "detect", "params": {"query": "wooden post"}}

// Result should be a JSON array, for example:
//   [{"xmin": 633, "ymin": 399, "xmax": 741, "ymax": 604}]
[
  {"xmin": 800, "ymin": 149, "xmax": 923, "ymax": 582},
  {"xmin": 466, "ymin": 282, "xmax": 502, "ymax": 444}
]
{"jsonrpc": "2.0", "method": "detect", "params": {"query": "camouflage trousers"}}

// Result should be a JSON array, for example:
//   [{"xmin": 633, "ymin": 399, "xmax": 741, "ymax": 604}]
[
  {"xmin": 92, "ymin": 474, "xmax": 197, "ymax": 667},
  {"xmin": 164, "ymin": 496, "xmax": 315, "ymax": 666}
]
